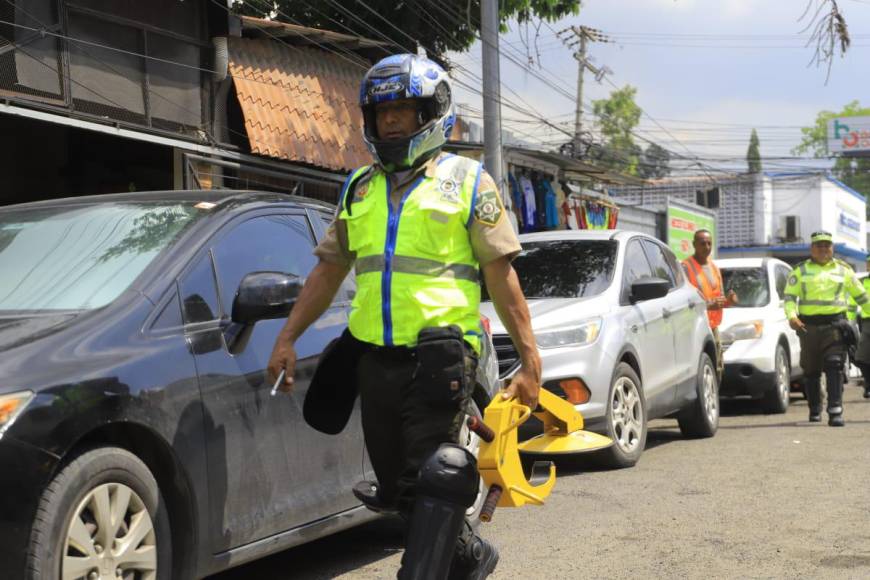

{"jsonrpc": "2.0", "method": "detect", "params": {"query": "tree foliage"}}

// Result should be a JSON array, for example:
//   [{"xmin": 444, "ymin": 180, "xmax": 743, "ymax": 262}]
[
  {"xmin": 746, "ymin": 128, "xmax": 762, "ymax": 173},
  {"xmin": 793, "ymin": 101, "xmax": 870, "ymax": 215},
  {"xmin": 639, "ymin": 143, "xmax": 671, "ymax": 179},
  {"xmin": 591, "ymin": 85, "xmax": 642, "ymax": 175},
  {"xmin": 233, "ymin": 0, "xmax": 582, "ymax": 59}
]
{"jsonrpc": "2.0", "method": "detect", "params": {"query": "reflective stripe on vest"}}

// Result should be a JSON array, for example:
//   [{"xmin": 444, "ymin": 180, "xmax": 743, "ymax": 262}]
[
  {"xmin": 340, "ymin": 156, "xmax": 483, "ymax": 352},
  {"xmin": 683, "ymin": 256, "xmax": 723, "ymax": 328},
  {"xmin": 794, "ymin": 260, "xmax": 852, "ymax": 316}
]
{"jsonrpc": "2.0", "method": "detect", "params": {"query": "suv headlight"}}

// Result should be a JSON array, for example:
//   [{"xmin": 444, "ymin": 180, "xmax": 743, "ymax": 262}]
[
  {"xmin": 720, "ymin": 320, "xmax": 764, "ymax": 343},
  {"xmin": 536, "ymin": 319, "xmax": 602, "ymax": 349},
  {"xmin": 0, "ymin": 390, "xmax": 35, "ymax": 439}
]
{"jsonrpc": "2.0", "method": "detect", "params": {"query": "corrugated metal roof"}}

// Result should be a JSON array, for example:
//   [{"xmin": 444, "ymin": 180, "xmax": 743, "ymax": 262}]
[
  {"xmin": 228, "ymin": 36, "xmax": 371, "ymax": 173},
  {"xmin": 239, "ymin": 16, "xmax": 389, "ymax": 49}
]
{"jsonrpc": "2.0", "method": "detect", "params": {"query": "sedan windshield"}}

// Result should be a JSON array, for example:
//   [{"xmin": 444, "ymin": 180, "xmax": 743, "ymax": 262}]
[
  {"xmin": 0, "ymin": 202, "xmax": 205, "ymax": 312},
  {"xmin": 721, "ymin": 267, "xmax": 770, "ymax": 308},
  {"xmin": 500, "ymin": 240, "xmax": 617, "ymax": 299}
]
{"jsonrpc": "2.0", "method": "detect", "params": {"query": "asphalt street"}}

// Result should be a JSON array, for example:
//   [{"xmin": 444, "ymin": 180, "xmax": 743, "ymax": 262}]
[{"xmin": 210, "ymin": 383, "xmax": 870, "ymax": 580}]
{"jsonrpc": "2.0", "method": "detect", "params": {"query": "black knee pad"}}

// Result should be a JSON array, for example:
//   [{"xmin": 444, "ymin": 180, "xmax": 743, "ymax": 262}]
[
  {"xmin": 824, "ymin": 354, "xmax": 843, "ymax": 373},
  {"xmin": 417, "ymin": 444, "xmax": 480, "ymax": 505},
  {"xmin": 399, "ymin": 444, "xmax": 480, "ymax": 580}
]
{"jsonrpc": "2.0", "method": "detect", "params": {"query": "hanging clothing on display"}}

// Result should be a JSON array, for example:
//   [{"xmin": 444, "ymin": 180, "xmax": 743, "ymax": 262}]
[
  {"xmin": 552, "ymin": 181, "xmax": 568, "ymax": 228},
  {"xmin": 519, "ymin": 174, "xmax": 537, "ymax": 231},
  {"xmin": 543, "ymin": 180, "xmax": 559, "ymax": 229},
  {"xmin": 532, "ymin": 176, "xmax": 548, "ymax": 229},
  {"xmin": 508, "ymin": 172, "xmax": 525, "ymax": 231},
  {"xmin": 560, "ymin": 196, "xmax": 620, "ymax": 230},
  {"xmin": 562, "ymin": 198, "xmax": 579, "ymax": 229}
]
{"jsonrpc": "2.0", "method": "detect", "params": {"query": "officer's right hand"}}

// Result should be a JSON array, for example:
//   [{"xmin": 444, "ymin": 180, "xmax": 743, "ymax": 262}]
[
  {"xmin": 789, "ymin": 317, "xmax": 806, "ymax": 332},
  {"xmin": 267, "ymin": 337, "xmax": 297, "ymax": 393},
  {"xmin": 502, "ymin": 366, "xmax": 540, "ymax": 410}
]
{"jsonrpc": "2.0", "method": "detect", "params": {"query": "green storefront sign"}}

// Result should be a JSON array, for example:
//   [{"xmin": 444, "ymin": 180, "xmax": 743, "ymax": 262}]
[{"xmin": 667, "ymin": 204, "xmax": 716, "ymax": 262}]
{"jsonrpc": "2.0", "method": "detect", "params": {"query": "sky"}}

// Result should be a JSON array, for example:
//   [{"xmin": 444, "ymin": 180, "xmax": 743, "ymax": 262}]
[{"xmin": 448, "ymin": 0, "xmax": 870, "ymax": 175}]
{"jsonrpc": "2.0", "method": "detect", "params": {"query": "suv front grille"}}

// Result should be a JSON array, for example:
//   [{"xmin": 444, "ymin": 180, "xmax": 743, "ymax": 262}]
[{"xmin": 492, "ymin": 334, "xmax": 520, "ymax": 378}]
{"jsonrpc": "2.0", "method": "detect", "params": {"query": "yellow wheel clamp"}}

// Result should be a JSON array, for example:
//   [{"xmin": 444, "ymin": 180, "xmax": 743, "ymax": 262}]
[{"xmin": 467, "ymin": 388, "xmax": 613, "ymax": 522}]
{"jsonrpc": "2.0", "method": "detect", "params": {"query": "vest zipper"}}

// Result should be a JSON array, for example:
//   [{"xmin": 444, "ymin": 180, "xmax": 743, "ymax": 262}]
[{"xmin": 382, "ymin": 176, "xmax": 425, "ymax": 346}]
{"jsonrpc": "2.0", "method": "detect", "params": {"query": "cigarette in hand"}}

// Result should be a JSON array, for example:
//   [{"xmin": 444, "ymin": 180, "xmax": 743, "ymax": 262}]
[{"xmin": 270, "ymin": 369, "xmax": 286, "ymax": 397}]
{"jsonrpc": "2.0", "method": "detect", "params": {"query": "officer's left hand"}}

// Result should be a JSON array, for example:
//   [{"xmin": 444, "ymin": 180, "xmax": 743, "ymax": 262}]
[{"xmin": 502, "ymin": 366, "xmax": 540, "ymax": 410}]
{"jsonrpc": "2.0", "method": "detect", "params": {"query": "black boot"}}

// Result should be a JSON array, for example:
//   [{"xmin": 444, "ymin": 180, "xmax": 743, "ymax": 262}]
[
  {"xmin": 825, "ymin": 366, "xmax": 845, "ymax": 427},
  {"xmin": 448, "ymin": 522, "xmax": 499, "ymax": 580},
  {"xmin": 353, "ymin": 481, "xmax": 399, "ymax": 514},
  {"xmin": 805, "ymin": 376, "xmax": 822, "ymax": 422}
]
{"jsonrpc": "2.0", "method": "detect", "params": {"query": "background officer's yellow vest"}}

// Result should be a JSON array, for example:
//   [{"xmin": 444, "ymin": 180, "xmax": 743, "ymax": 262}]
[
  {"xmin": 784, "ymin": 260, "xmax": 850, "ymax": 317},
  {"xmin": 340, "ymin": 157, "xmax": 484, "ymax": 353}
]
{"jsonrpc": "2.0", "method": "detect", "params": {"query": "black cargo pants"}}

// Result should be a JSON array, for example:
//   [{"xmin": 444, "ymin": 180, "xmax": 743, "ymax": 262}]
[
  {"xmin": 356, "ymin": 343, "xmax": 478, "ymax": 513},
  {"xmin": 799, "ymin": 317, "xmax": 846, "ymax": 415}
]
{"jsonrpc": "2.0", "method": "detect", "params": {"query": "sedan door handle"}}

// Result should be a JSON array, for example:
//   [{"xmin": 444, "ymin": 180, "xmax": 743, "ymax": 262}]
[{"xmin": 662, "ymin": 308, "xmax": 672, "ymax": 319}]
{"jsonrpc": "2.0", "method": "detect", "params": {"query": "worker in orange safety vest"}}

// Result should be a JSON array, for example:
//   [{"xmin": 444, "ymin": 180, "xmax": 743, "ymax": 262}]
[{"xmin": 682, "ymin": 229, "xmax": 738, "ymax": 380}]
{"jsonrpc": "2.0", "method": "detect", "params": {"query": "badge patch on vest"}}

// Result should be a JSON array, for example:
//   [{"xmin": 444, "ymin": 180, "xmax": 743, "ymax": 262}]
[
  {"xmin": 789, "ymin": 275, "xmax": 798, "ymax": 286},
  {"xmin": 474, "ymin": 189, "xmax": 503, "ymax": 226},
  {"xmin": 439, "ymin": 178, "xmax": 460, "ymax": 203},
  {"xmin": 353, "ymin": 184, "xmax": 369, "ymax": 202}
]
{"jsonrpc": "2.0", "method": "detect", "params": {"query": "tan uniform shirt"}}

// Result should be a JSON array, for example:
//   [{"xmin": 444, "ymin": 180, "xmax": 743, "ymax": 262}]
[{"xmin": 315, "ymin": 153, "xmax": 521, "ymax": 268}]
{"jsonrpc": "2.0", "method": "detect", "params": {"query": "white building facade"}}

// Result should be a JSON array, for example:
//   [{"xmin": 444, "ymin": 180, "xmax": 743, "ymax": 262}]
[{"xmin": 611, "ymin": 172, "xmax": 867, "ymax": 269}]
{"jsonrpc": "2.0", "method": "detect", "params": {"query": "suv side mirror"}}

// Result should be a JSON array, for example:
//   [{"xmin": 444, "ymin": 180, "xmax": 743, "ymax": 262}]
[
  {"xmin": 232, "ymin": 272, "xmax": 303, "ymax": 325},
  {"xmin": 630, "ymin": 277, "xmax": 670, "ymax": 303}
]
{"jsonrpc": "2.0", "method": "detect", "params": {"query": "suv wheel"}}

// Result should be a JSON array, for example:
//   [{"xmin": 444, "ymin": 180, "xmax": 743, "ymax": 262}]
[
  {"xmin": 678, "ymin": 352, "xmax": 719, "ymax": 438},
  {"xmin": 762, "ymin": 344, "xmax": 791, "ymax": 414},
  {"xmin": 598, "ymin": 363, "xmax": 647, "ymax": 469},
  {"xmin": 27, "ymin": 447, "xmax": 172, "ymax": 580}
]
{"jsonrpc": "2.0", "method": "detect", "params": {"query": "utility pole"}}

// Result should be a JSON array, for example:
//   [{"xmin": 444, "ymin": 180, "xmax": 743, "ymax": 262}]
[
  {"xmin": 558, "ymin": 26, "xmax": 612, "ymax": 157},
  {"xmin": 480, "ymin": 0, "xmax": 504, "ymax": 201},
  {"xmin": 573, "ymin": 31, "xmax": 587, "ymax": 154}
]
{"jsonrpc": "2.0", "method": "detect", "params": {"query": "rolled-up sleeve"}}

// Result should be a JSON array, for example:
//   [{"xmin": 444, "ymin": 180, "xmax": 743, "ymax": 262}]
[{"xmin": 314, "ymin": 218, "xmax": 356, "ymax": 268}]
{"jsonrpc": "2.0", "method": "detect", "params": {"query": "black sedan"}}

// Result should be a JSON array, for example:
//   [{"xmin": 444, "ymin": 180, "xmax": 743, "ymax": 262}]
[{"xmin": 0, "ymin": 191, "xmax": 496, "ymax": 579}]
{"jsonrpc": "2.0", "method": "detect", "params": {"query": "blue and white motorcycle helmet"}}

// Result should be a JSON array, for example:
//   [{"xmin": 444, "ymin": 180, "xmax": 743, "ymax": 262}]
[{"xmin": 359, "ymin": 54, "xmax": 455, "ymax": 172}]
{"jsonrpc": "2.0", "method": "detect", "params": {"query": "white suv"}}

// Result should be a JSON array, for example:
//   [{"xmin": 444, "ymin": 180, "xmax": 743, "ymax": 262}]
[
  {"xmin": 481, "ymin": 231, "xmax": 718, "ymax": 468},
  {"xmin": 718, "ymin": 257, "xmax": 803, "ymax": 413}
]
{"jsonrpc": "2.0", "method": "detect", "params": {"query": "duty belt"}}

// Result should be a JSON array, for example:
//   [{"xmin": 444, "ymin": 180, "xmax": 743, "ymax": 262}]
[{"xmin": 801, "ymin": 313, "xmax": 846, "ymax": 326}]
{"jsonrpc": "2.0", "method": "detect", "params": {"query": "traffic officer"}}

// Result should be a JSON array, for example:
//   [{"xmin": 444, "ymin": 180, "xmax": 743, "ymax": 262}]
[
  {"xmin": 784, "ymin": 231, "xmax": 870, "ymax": 426},
  {"xmin": 682, "ymin": 229, "xmax": 737, "ymax": 380},
  {"xmin": 854, "ymin": 255, "xmax": 870, "ymax": 398},
  {"xmin": 267, "ymin": 54, "xmax": 540, "ymax": 579}
]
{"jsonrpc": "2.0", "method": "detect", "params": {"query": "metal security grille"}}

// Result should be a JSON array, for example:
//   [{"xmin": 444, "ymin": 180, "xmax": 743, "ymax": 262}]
[
  {"xmin": 183, "ymin": 154, "xmax": 343, "ymax": 205},
  {"xmin": 0, "ymin": 0, "xmax": 208, "ymax": 138},
  {"xmin": 0, "ymin": 0, "xmax": 64, "ymax": 103}
]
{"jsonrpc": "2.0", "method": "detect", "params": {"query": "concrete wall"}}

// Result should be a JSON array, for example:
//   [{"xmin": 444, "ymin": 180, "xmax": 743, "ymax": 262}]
[{"xmin": 768, "ymin": 175, "xmax": 822, "ymax": 243}]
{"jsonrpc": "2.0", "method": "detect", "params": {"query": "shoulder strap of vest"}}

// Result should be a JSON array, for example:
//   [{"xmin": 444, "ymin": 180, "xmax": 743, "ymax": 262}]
[{"xmin": 341, "ymin": 165, "xmax": 374, "ymax": 217}]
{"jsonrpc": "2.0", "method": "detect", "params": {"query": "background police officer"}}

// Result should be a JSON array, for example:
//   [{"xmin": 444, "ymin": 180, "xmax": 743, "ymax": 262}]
[
  {"xmin": 784, "ymin": 231, "xmax": 870, "ymax": 426},
  {"xmin": 853, "ymin": 255, "xmax": 870, "ymax": 398},
  {"xmin": 267, "ymin": 54, "xmax": 540, "ymax": 579}
]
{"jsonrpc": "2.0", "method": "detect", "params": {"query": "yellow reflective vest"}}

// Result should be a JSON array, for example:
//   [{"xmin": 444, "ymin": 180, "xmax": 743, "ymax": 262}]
[
  {"xmin": 783, "ymin": 259, "xmax": 870, "ymax": 319},
  {"xmin": 339, "ymin": 156, "xmax": 484, "ymax": 353}
]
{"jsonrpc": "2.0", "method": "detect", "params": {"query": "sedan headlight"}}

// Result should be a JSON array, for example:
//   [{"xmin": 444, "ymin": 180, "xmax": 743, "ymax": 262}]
[
  {"xmin": 0, "ymin": 390, "xmax": 35, "ymax": 439},
  {"xmin": 720, "ymin": 320, "xmax": 764, "ymax": 343},
  {"xmin": 536, "ymin": 319, "xmax": 602, "ymax": 349}
]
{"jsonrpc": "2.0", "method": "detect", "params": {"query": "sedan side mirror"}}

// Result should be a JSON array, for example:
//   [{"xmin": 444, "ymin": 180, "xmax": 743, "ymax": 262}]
[
  {"xmin": 630, "ymin": 277, "xmax": 670, "ymax": 303},
  {"xmin": 232, "ymin": 272, "xmax": 303, "ymax": 325}
]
